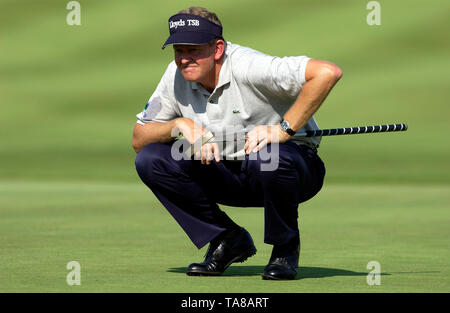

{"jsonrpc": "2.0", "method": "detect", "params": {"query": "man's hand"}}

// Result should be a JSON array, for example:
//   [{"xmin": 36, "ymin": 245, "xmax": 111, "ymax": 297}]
[
  {"xmin": 197, "ymin": 142, "xmax": 220, "ymax": 165},
  {"xmin": 244, "ymin": 124, "xmax": 291, "ymax": 154},
  {"xmin": 175, "ymin": 117, "xmax": 220, "ymax": 164}
]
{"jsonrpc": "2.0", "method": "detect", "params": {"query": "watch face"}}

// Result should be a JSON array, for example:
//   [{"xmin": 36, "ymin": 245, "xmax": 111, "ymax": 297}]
[{"xmin": 280, "ymin": 120, "xmax": 295, "ymax": 135}]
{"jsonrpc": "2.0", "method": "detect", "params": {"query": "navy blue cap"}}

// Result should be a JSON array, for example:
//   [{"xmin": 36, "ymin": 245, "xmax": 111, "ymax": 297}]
[{"xmin": 162, "ymin": 13, "xmax": 223, "ymax": 49}]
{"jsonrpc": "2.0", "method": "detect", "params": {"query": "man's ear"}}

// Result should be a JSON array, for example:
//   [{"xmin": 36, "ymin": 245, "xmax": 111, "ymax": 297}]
[{"xmin": 214, "ymin": 39, "xmax": 226, "ymax": 61}]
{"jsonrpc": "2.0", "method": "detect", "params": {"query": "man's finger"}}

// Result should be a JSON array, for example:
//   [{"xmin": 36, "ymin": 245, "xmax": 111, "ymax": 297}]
[
  {"xmin": 253, "ymin": 138, "xmax": 268, "ymax": 153},
  {"xmin": 206, "ymin": 145, "xmax": 213, "ymax": 165},
  {"xmin": 200, "ymin": 145, "xmax": 207, "ymax": 164},
  {"xmin": 213, "ymin": 143, "xmax": 221, "ymax": 163},
  {"xmin": 245, "ymin": 130, "xmax": 257, "ymax": 154},
  {"xmin": 246, "ymin": 139, "xmax": 259, "ymax": 154}
]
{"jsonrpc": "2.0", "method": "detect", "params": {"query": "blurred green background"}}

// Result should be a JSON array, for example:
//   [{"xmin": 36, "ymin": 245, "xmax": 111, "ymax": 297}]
[{"xmin": 1, "ymin": 0, "xmax": 449, "ymax": 292}]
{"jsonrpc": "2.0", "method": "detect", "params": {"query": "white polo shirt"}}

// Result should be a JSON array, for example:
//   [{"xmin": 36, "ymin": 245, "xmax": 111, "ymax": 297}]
[{"xmin": 136, "ymin": 42, "xmax": 321, "ymax": 159}]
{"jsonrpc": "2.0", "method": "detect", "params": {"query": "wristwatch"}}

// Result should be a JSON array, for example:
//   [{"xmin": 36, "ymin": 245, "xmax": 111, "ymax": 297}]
[{"xmin": 280, "ymin": 119, "xmax": 296, "ymax": 136}]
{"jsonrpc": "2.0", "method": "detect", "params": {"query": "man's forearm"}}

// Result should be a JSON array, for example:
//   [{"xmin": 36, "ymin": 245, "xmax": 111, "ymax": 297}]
[
  {"xmin": 132, "ymin": 119, "xmax": 179, "ymax": 153},
  {"xmin": 284, "ymin": 61, "xmax": 342, "ymax": 132}
]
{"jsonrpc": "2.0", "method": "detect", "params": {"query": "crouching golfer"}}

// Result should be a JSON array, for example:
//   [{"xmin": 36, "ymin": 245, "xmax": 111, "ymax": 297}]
[{"xmin": 133, "ymin": 7, "xmax": 342, "ymax": 280}]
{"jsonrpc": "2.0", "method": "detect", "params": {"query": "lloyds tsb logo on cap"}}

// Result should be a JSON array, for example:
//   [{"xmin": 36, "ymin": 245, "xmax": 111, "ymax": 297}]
[{"xmin": 170, "ymin": 18, "xmax": 200, "ymax": 29}]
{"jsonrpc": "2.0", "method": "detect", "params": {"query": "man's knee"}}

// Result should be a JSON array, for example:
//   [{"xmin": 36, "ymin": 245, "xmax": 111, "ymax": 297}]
[
  {"xmin": 135, "ymin": 143, "xmax": 170, "ymax": 183},
  {"xmin": 135, "ymin": 143, "xmax": 193, "ymax": 184}
]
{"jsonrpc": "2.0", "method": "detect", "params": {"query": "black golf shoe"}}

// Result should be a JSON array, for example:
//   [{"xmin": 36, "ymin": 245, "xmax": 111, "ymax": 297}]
[
  {"xmin": 261, "ymin": 237, "xmax": 300, "ymax": 280},
  {"xmin": 186, "ymin": 227, "xmax": 257, "ymax": 276}
]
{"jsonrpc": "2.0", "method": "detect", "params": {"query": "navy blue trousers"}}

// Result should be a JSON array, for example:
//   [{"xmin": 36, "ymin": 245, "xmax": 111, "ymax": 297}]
[{"xmin": 135, "ymin": 141, "xmax": 325, "ymax": 249}]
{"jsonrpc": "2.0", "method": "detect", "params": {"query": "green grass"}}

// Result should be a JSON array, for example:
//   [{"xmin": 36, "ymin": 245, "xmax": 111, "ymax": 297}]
[
  {"xmin": 0, "ymin": 181, "xmax": 448, "ymax": 292},
  {"xmin": 1, "ymin": 0, "xmax": 449, "ymax": 292}
]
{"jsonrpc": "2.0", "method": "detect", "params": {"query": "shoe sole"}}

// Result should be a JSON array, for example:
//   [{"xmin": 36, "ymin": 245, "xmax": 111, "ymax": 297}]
[
  {"xmin": 261, "ymin": 268, "xmax": 298, "ymax": 280},
  {"xmin": 186, "ymin": 246, "xmax": 257, "ymax": 276},
  {"xmin": 261, "ymin": 273, "xmax": 296, "ymax": 280}
]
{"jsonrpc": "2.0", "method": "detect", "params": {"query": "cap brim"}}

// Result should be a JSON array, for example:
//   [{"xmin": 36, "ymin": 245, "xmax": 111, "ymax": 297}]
[{"xmin": 162, "ymin": 32, "xmax": 217, "ymax": 49}]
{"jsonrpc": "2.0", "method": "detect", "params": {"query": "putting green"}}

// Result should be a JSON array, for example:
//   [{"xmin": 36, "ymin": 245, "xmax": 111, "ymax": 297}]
[{"xmin": 0, "ymin": 181, "xmax": 448, "ymax": 292}]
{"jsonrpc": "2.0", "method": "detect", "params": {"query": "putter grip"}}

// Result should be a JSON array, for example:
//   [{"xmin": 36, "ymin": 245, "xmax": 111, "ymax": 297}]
[
  {"xmin": 184, "ymin": 131, "xmax": 214, "ymax": 158},
  {"xmin": 299, "ymin": 123, "xmax": 408, "ymax": 137}
]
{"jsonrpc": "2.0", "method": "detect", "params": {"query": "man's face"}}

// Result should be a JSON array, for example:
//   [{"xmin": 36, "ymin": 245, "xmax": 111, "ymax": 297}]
[{"xmin": 173, "ymin": 43, "xmax": 216, "ymax": 83}]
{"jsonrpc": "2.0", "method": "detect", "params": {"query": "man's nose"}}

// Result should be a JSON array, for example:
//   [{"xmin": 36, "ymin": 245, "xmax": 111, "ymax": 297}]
[{"xmin": 179, "ymin": 54, "xmax": 194, "ymax": 64}]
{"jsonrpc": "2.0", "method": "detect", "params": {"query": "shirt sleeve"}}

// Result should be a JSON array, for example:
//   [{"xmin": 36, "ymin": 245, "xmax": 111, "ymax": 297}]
[
  {"xmin": 136, "ymin": 63, "xmax": 180, "ymax": 125},
  {"xmin": 242, "ymin": 50, "xmax": 311, "ymax": 99}
]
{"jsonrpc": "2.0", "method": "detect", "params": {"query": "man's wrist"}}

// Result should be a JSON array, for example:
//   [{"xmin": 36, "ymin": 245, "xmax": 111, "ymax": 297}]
[
  {"xmin": 280, "ymin": 119, "xmax": 296, "ymax": 136},
  {"xmin": 276, "ymin": 124, "xmax": 291, "ymax": 143}
]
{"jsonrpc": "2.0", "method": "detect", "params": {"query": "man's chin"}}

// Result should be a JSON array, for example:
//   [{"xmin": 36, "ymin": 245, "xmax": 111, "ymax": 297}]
[{"xmin": 181, "ymin": 74, "xmax": 200, "ymax": 83}]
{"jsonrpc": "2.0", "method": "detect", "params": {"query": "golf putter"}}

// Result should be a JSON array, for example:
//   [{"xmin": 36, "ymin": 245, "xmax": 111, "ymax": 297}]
[{"xmin": 185, "ymin": 123, "xmax": 408, "ymax": 158}]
